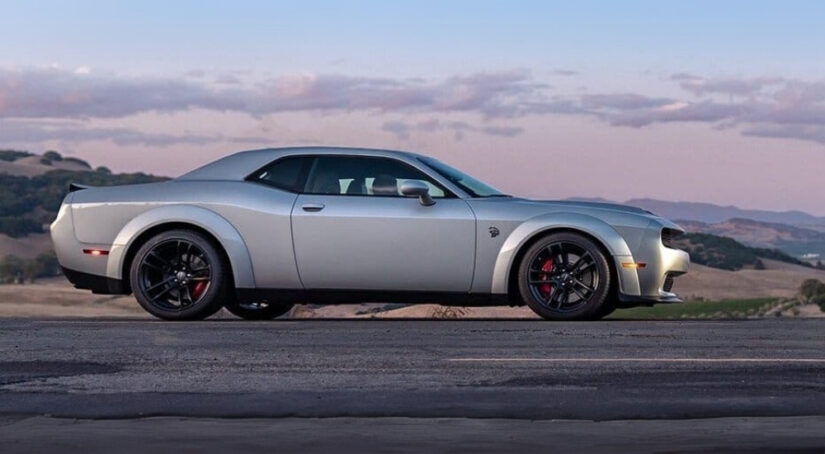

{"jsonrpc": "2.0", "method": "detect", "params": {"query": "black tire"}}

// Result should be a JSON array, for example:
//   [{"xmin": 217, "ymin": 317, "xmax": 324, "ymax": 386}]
[
  {"xmin": 594, "ymin": 304, "xmax": 617, "ymax": 319},
  {"xmin": 517, "ymin": 232, "xmax": 612, "ymax": 321},
  {"xmin": 225, "ymin": 301, "xmax": 294, "ymax": 320},
  {"xmin": 130, "ymin": 229, "xmax": 229, "ymax": 320}
]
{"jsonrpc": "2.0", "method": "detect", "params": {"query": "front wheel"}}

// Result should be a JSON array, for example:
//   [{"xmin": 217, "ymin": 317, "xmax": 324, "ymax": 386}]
[
  {"xmin": 130, "ymin": 229, "xmax": 229, "ymax": 320},
  {"xmin": 225, "ymin": 301, "xmax": 294, "ymax": 320},
  {"xmin": 517, "ymin": 232, "xmax": 612, "ymax": 321}
]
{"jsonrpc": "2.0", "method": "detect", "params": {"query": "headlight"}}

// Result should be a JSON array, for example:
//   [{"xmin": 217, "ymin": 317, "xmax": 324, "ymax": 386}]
[{"xmin": 661, "ymin": 228, "xmax": 685, "ymax": 249}]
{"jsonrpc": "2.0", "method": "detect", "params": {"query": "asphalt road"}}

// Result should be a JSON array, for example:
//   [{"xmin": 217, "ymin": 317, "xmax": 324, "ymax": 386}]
[{"xmin": 1, "ymin": 318, "xmax": 825, "ymax": 452}]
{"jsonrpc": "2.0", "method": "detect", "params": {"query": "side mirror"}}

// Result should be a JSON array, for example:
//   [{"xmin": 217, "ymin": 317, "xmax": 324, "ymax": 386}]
[{"xmin": 400, "ymin": 180, "xmax": 436, "ymax": 206}]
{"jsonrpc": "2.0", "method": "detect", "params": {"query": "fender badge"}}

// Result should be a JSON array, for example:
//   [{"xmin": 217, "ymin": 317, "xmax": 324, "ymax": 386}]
[{"xmin": 488, "ymin": 226, "xmax": 500, "ymax": 238}]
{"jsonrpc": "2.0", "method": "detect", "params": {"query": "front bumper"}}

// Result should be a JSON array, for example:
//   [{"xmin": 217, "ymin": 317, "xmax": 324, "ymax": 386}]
[
  {"xmin": 615, "ymin": 225, "xmax": 690, "ymax": 307},
  {"xmin": 616, "ymin": 292, "xmax": 682, "ymax": 307}
]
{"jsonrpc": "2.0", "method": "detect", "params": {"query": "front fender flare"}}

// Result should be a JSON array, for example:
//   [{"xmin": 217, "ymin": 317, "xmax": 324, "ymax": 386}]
[
  {"xmin": 490, "ymin": 212, "xmax": 640, "ymax": 296},
  {"xmin": 106, "ymin": 205, "xmax": 255, "ymax": 288}
]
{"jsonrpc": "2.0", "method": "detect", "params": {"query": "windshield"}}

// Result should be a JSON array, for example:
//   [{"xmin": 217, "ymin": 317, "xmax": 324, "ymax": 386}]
[{"xmin": 418, "ymin": 156, "xmax": 508, "ymax": 198}]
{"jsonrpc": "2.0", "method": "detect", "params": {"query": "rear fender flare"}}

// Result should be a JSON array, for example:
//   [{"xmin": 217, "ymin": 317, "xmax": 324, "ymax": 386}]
[{"xmin": 106, "ymin": 205, "xmax": 255, "ymax": 288}]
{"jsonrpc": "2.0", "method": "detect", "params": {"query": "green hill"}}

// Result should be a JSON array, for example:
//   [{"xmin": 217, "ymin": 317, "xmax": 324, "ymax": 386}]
[
  {"xmin": 0, "ymin": 150, "xmax": 167, "ymax": 237},
  {"xmin": 673, "ymin": 232, "xmax": 812, "ymax": 271}
]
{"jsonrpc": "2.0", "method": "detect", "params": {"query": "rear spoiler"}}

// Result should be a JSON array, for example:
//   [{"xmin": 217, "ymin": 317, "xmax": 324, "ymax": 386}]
[{"xmin": 68, "ymin": 183, "xmax": 92, "ymax": 192}]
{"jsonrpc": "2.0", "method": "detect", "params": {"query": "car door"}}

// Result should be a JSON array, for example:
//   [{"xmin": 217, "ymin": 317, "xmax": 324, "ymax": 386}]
[{"xmin": 291, "ymin": 155, "xmax": 476, "ymax": 292}]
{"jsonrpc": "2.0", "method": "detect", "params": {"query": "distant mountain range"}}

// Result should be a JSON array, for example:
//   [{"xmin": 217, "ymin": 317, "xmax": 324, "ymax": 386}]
[
  {"xmin": 677, "ymin": 218, "xmax": 825, "ymax": 261},
  {"xmin": 566, "ymin": 197, "xmax": 825, "ymax": 260},
  {"xmin": 567, "ymin": 197, "xmax": 825, "ymax": 227}
]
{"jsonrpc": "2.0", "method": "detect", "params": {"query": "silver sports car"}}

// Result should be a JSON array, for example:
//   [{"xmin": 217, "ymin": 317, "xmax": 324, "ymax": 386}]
[{"xmin": 51, "ymin": 147, "xmax": 689, "ymax": 321}]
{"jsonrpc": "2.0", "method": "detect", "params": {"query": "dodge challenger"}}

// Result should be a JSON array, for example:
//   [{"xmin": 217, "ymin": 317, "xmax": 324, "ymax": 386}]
[{"xmin": 51, "ymin": 147, "xmax": 689, "ymax": 320}]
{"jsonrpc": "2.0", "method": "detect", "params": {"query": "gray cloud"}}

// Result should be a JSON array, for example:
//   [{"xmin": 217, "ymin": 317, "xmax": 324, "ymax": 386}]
[
  {"xmin": 672, "ymin": 73, "xmax": 784, "ymax": 97},
  {"xmin": 0, "ymin": 67, "xmax": 548, "ymax": 120},
  {"xmin": 608, "ymin": 101, "xmax": 747, "ymax": 128},
  {"xmin": 581, "ymin": 93, "xmax": 674, "ymax": 111},
  {"xmin": 382, "ymin": 118, "xmax": 522, "ymax": 141},
  {"xmin": 569, "ymin": 77, "xmax": 825, "ymax": 144},
  {"xmin": 0, "ymin": 68, "xmax": 241, "ymax": 119},
  {"xmin": 480, "ymin": 125, "xmax": 524, "ymax": 137},
  {"xmin": 742, "ymin": 124, "xmax": 825, "ymax": 145},
  {"xmin": 0, "ymin": 120, "xmax": 270, "ymax": 147},
  {"xmin": 552, "ymin": 69, "xmax": 579, "ymax": 76},
  {"xmin": 380, "ymin": 121, "xmax": 412, "ymax": 140},
  {"xmin": 3, "ymin": 66, "xmax": 825, "ymax": 147}
]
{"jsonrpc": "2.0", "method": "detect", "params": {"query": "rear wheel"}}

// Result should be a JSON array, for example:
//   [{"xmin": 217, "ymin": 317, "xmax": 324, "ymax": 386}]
[
  {"xmin": 130, "ymin": 229, "xmax": 228, "ymax": 320},
  {"xmin": 517, "ymin": 232, "xmax": 612, "ymax": 321},
  {"xmin": 225, "ymin": 301, "xmax": 294, "ymax": 320}
]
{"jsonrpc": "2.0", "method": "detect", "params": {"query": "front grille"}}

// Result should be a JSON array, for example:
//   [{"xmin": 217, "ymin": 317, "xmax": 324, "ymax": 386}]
[{"xmin": 661, "ymin": 228, "xmax": 685, "ymax": 249}]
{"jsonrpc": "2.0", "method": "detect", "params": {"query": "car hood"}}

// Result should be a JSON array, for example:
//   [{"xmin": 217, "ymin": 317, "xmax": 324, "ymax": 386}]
[{"xmin": 521, "ymin": 199, "xmax": 655, "ymax": 216}]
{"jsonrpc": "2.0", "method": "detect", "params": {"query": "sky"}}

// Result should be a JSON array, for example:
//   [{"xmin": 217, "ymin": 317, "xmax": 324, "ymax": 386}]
[{"xmin": 1, "ymin": 0, "xmax": 825, "ymax": 213}]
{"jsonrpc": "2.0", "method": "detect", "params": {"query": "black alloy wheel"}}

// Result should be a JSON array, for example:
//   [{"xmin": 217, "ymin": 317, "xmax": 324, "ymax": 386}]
[
  {"xmin": 518, "ymin": 232, "xmax": 612, "ymax": 320},
  {"xmin": 130, "ymin": 229, "xmax": 228, "ymax": 320}
]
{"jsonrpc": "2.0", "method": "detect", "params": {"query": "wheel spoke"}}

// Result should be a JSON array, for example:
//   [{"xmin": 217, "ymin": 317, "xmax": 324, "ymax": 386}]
[
  {"xmin": 574, "ymin": 262, "xmax": 595, "ymax": 274},
  {"xmin": 569, "ymin": 285, "xmax": 588, "ymax": 301},
  {"xmin": 569, "ymin": 252, "xmax": 592, "ymax": 274},
  {"xmin": 543, "ymin": 288, "xmax": 555, "ymax": 306},
  {"xmin": 149, "ymin": 285, "xmax": 174, "ymax": 302},
  {"xmin": 572, "ymin": 277, "xmax": 595, "ymax": 293},
  {"xmin": 185, "ymin": 242, "xmax": 193, "ymax": 268},
  {"xmin": 140, "ymin": 261, "xmax": 165, "ymax": 273},
  {"xmin": 147, "ymin": 251, "xmax": 172, "ymax": 269},
  {"xmin": 145, "ymin": 276, "xmax": 174, "ymax": 294},
  {"xmin": 559, "ymin": 248, "xmax": 569, "ymax": 268},
  {"xmin": 190, "ymin": 268, "xmax": 210, "ymax": 280},
  {"xmin": 551, "ymin": 288, "xmax": 568, "ymax": 308},
  {"xmin": 181, "ymin": 285, "xmax": 194, "ymax": 306}
]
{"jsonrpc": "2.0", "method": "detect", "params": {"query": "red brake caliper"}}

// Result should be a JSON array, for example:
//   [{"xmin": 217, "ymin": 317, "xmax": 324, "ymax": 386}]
[
  {"xmin": 539, "ymin": 258, "xmax": 554, "ymax": 299},
  {"xmin": 191, "ymin": 281, "xmax": 207, "ymax": 299}
]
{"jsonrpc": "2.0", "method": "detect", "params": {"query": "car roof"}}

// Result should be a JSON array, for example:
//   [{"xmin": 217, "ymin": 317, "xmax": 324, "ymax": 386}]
[{"xmin": 177, "ymin": 146, "xmax": 427, "ymax": 181}]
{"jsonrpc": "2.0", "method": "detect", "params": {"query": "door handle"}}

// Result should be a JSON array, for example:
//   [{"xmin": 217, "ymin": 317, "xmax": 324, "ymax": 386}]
[{"xmin": 302, "ymin": 203, "xmax": 325, "ymax": 212}]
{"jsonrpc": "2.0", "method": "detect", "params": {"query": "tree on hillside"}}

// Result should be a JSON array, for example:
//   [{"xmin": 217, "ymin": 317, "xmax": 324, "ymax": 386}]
[
  {"xmin": 43, "ymin": 151, "xmax": 63, "ymax": 161},
  {"xmin": 799, "ymin": 279, "xmax": 825, "ymax": 313},
  {"xmin": 754, "ymin": 259, "xmax": 765, "ymax": 270},
  {"xmin": 0, "ymin": 252, "xmax": 61, "ymax": 284},
  {"xmin": 0, "ymin": 150, "xmax": 34, "ymax": 162},
  {"xmin": 0, "ymin": 255, "xmax": 24, "ymax": 284},
  {"xmin": 0, "ymin": 168, "xmax": 166, "ymax": 237}
]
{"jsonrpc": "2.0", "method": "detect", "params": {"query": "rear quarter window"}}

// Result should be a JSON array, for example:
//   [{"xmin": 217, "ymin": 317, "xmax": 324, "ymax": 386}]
[{"xmin": 247, "ymin": 156, "xmax": 313, "ymax": 192}]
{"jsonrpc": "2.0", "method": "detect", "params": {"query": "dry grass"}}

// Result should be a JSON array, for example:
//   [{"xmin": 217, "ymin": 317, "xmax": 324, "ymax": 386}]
[
  {"xmin": 428, "ymin": 306, "xmax": 469, "ymax": 319},
  {"xmin": 0, "ymin": 233, "xmax": 52, "ymax": 260},
  {"xmin": 675, "ymin": 259, "xmax": 825, "ymax": 300},
  {"xmin": 0, "ymin": 277, "xmax": 146, "ymax": 317}
]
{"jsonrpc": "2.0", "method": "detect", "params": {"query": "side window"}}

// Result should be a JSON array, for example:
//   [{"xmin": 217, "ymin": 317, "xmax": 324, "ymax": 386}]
[
  {"xmin": 305, "ymin": 156, "xmax": 449, "ymax": 198},
  {"xmin": 247, "ymin": 156, "xmax": 313, "ymax": 192}
]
